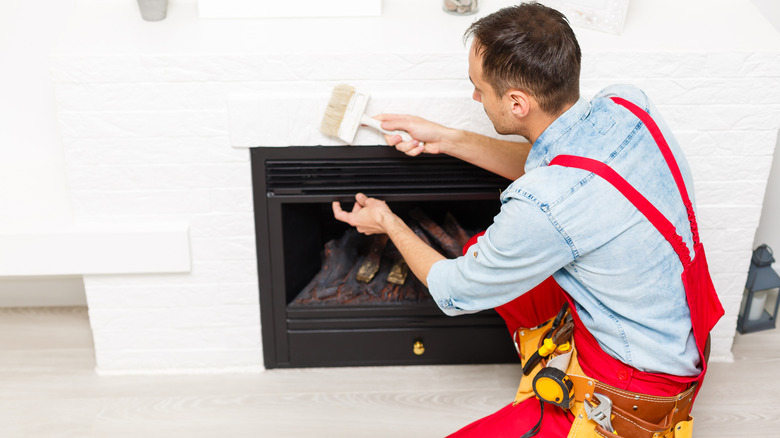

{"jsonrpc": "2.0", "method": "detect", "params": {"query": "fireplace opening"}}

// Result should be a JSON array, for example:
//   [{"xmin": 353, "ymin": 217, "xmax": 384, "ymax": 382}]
[
  {"xmin": 252, "ymin": 146, "xmax": 522, "ymax": 368},
  {"xmin": 284, "ymin": 201, "xmax": 495, "ymax": 309}
]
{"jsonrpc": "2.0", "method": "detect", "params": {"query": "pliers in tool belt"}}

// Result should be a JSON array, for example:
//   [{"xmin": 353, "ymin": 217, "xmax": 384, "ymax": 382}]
[{"xmin": 522, "ymin": 313, "xmax": 574, "ymax": 375}]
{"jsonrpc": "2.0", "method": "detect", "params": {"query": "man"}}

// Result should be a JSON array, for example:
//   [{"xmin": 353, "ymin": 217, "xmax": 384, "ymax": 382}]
[{"xmin": 333, "ymin": 3, "xmax": 722, "ymax": 437}]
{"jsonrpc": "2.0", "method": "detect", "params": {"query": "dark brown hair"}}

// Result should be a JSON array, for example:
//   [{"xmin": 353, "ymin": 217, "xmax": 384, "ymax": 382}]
[{"xmin": 465, "ymin": 2, "xmax": 581, "ymax": 115}]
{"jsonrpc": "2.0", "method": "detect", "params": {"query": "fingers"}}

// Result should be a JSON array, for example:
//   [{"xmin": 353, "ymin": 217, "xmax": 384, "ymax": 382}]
[
  {"xmin": 406, "ymin": 143, "xmax": 425, "ymax": 156},
  {"xmin": 332, "ymin": 201, "xmax": 349, "ymax": 223},
  {"xmin": 382, "ymin": 133, "xmax": 402, "ymax": 147},
  {"xmin": 394, "ymin": 140, "xmax": 424, "ymax": 156},
  {"xmin": 333, "ymin": 194, "xmax": 391, "ymax": 236},
  {"xmin": 373, "ymin": 113, "xmax": 406, "ymax": 124},
  {"xmin": 332, "ymin": 194, "xmax": 369, "ymax": 225},
  {"xmin": 375, "ymin": 113, "xmax": 415, "ymax": 133}
]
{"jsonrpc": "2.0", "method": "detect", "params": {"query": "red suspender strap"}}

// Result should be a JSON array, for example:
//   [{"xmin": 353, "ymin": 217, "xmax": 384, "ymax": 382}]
[
  {"xmin": 609, "ymin": 97, "xmax": 700, "ymax": 246},
  {"xmin": 548, "ymin": 155, "xmax": 692, "ymax": 266}
]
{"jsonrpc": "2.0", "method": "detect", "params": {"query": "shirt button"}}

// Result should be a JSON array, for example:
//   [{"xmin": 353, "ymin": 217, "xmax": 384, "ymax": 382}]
[
  {"xmin": 472, "ymin": 251, "xmax": 478, "ymax": 258},
  {"xmin": 617, "ymin": 370, "xmax": 629, "ymax": 381}
]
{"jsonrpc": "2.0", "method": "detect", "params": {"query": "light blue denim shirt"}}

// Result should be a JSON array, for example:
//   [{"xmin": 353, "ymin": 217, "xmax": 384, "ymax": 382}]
[{"xmin": 427, "ymin": 85, "xmax": 700, "ymax": 376}]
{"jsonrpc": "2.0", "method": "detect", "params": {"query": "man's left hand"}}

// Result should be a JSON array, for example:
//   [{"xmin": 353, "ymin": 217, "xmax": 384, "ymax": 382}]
[{"xmin": 332, "ymin": 193, "xmax": 393, "ymax": 235}]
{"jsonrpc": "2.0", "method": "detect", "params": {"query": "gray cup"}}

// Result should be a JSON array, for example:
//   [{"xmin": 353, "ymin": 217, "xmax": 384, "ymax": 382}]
[{"xmin": 138, "ymin": 0, "xmax": 168, "ymax": 21}]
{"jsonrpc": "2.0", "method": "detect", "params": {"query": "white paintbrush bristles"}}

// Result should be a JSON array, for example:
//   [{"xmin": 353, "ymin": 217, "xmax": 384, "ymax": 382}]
[
  {"xmin": 320, "ymin": 84, "xmax": 356, "ymax": 139},
  {"xmin": 320, "ymin": 83, "xmax": 415, "ymax": 145}
]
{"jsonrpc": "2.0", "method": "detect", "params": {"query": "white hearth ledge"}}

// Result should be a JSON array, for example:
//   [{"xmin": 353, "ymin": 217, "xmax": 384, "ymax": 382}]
[{"xmin": 0, "ymin": 223, "xmax": 191, "ymax": 277}]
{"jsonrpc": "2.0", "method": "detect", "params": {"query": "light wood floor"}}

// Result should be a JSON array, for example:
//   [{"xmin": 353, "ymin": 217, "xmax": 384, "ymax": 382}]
[{"xmin": 1, "ymin": 307, "xmax": 778, "ymax": 438}]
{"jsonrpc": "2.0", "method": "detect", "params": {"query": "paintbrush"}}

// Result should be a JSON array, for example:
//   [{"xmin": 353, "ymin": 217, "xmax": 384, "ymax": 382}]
[{"xmin": 320, "ymin": 84, "xmax": 417, "ymax": 145}]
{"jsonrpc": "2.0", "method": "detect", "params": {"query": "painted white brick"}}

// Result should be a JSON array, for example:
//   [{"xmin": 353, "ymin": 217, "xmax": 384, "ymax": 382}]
[
  {"xmin": 711, "ymin": 291, "xmax": 745, "ymax": 309},
  {"xmin": 207, "ymin": 188, "xmax": 254, "ymax": 214},
  {"xmin": 51, "ymin": 53, "xmax": 470, "ymax": 84},
  {"xmin": 67, "ymin": 218, "xmax": 255, "ymax": 251},
  {"xmin": 708, "ymin": 332, "xmax": 737, "ymax": 362},
  {"xmin": 190, "ymin": 260, "xmax": 259, "ymax": 285},
  {"xmin": 88, "ymin": 305, "xmax": 260, "ymax": 331},
  {"xmin": 63, "ymin": 137, "xmax": 248, "ymax": 165},
  {"xmin": 659, "ymin": 105, "xmax": 780, "ymax": 131},
  {"xmin": 631, "ymin": 78, "xmax": 780, "ymax": 106},
  {"xmin": 711, "ymin": 328, "xmax": 738, "ymax": 345},
  {"xmin": 83, "ymin": 273, "xmax": 191, "ymax": 290},
  {"xmin": 189, "ymin": 236, "xmax": 257, "ymax": 261},
  {"xmin": 69, "ymin": 188, "xmax": 253, "ymax": 218},
  {"xmin": 58, "ymin": 110, "xmax": 229, "ymax": 139},
  {"xmin": 53, "ymin": 50, "xmax": 780, "ymax": 86},
  {"xmin": 252, "ymin": 53, "xmax": 421, "ymax": 82},
  {"xmin": 92, "ymin": 326, "xmax": 261, "ymax": 351},
  {"xmin": 716, "ymin": 292, "xmax": 746, "ymax": 313},
  {"xmin": 71, "ymin": 189, "xmax": 213, "ymax": 216},
  {"xmin": 676, "ymin": 130, "xmax": 778, "ymax": 157},
  {"xmin": 717, "ymin": 288, "xmax": 747, "ymax": 305},
  {"xmin": 699, "ymin": 228, "xmax": 759, "ymax": 254},
  {"xmin": 83, "ymin": 261, "xmax": 258, "ymax": 290},
  {"xmin": 694, "ymin": 180, "xmax": 768, "ymax": 207},
  {"xmin": 68, "ymin": 163, "xmax": 252, "ymax": 191},
  {"xmin": 583, "ymin": 52, "xmax": 780, "ymax": 80},
  {"xmin": 697, "ymin": 205, "xmax": 763, "ymax": 230},
  {"xmin": 582, "ymin": 52, "xmax": 709, "ymax": 79},
  {"xmin": 705, "ymin": 52, "xmax": 780, "ymax": 78},
  {"xmin": 55, "ymin": 80, "xmax": 479, "ymax": 113},
  {"xmin": 705, "ymin": 249, "xmax": 754, "ymax": 274},
  {"xmin": 688, "ymin": 155, "xmax": 772, "ymax": 183},
  {"xmin": 55, "ymin": 82, "xmax": 229, "ymax": 111},
  {"xmin": 85, "ymin": 283, "xmax": 259, "ymax": 308},
  {"xmin": 188, "ymin": 213, "xmax": 257, "ymax": 239},
  {"xmin": 712, "ymin": 315, "xmax": 739, "ymax": 337}
]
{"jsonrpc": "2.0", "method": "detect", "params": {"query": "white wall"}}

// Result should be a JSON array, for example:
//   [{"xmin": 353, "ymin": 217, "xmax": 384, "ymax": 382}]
[
  {"xmin": 752, "ymin": 0, "xmax": 780, "ymax": 255},
  {"xmin": 0, "ymin": 0, "xmax": 85, "ymax": 306}
]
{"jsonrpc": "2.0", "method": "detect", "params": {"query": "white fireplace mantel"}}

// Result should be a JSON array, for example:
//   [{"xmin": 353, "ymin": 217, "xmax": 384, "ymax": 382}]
[{"xmin": 52, "ymin": 0, "xmax": 780, "ymax": 373}]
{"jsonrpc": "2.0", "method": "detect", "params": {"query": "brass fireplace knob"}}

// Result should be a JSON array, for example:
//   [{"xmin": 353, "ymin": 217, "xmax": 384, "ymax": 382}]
[{"xmin": 413, "ymin": 340, "xmax": 425, "ymax": 356}]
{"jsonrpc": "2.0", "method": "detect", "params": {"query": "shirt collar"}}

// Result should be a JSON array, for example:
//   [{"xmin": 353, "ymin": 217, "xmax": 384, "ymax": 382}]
[{"xmin": 525, "ymin": 97, "xmax": 590, "ymax": 171}]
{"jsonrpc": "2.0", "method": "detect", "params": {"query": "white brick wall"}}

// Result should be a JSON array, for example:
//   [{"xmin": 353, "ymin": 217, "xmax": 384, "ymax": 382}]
[{"xmin": 51, "ymin": 1, "xmax": 780, "ymax": 372}]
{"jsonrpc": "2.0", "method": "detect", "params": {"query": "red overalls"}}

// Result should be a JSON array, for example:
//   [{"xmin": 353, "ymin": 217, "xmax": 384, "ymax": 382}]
[{"xmin": 448, "ymin": 97, "xmax": 725, "ymax": 438}]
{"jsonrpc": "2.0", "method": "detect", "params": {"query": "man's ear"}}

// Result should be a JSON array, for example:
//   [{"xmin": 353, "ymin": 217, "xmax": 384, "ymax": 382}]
[{"xmin": 506, "ymin": 89, "xmax": 531, "ymax": 118}]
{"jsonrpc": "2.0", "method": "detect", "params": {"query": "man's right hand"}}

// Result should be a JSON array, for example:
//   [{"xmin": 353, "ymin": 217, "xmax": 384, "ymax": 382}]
[
  {"xmin": 376, "ymin": 113, "xmax": 530, "ymax": 181},
  {"xmin": 374, "ymin": 114, "xmax": 453, "ymax": 157}
]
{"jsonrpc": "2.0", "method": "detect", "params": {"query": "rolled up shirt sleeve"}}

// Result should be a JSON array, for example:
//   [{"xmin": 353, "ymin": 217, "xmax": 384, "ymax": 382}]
[{"xmin": 426, "ymin": 188, "xmax": 575, "ymax": 316}]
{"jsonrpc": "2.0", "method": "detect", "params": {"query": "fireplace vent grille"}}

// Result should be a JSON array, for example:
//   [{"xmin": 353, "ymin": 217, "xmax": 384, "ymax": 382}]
[{"xmin": 265, "ymin": 157, "xmax": 509, "ymax": 195}]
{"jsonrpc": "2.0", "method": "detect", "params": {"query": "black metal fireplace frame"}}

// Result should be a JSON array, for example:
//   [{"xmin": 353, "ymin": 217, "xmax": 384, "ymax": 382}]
[{"xmin": 251, "ymin": 146, "xmax": 520, "ymax": 368}]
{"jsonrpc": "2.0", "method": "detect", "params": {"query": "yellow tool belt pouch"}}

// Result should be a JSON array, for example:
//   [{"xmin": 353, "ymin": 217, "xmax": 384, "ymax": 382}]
[{"xmin": 512, "ymin": 317, "xmax": 695, "ymax": 438}]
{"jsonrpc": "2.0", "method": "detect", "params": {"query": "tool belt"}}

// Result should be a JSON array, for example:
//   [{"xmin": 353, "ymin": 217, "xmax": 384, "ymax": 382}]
[{"xmin": 513, "ymin": 309, "xmax": 695, "ymax": 438}]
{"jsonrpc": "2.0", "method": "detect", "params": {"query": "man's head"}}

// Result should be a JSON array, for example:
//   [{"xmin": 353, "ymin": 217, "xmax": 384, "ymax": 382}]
[{"xmin": 465, "ymin": 2, "xmax": 581, "ymax": 117}]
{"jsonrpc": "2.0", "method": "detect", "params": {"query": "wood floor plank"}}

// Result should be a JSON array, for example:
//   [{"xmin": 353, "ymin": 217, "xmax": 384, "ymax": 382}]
[{"xmin": 1, "ymin": 307, "xmax": 779, "ymax": 437}]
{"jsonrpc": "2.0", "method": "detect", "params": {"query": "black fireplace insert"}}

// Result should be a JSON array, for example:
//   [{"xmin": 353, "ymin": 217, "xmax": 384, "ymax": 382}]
[{"xmin": 251, "ymin": 146, "xmax": 521, "ymax": 368}]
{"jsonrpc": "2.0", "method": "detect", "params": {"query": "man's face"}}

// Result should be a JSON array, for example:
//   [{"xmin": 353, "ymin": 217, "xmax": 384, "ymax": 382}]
[{"xmin": 468, "ymin": 43, "xmax": 516, "ymax": 136}]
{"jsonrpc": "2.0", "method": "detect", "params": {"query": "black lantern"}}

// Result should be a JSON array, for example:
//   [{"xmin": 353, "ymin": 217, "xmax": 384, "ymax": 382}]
[{"xmin": 738, "ymin": 244, "xmax": 780, "ymax": 334}]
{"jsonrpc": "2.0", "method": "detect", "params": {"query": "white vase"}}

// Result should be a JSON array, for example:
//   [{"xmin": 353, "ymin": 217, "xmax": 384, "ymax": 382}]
[{"xmin": 138, "ymin": 0, "xmax": 168, "ymax": 21}]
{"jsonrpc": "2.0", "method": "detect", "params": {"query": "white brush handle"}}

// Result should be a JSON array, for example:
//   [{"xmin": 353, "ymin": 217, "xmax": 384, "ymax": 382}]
[{"xmin": 360, "ymin": 115, "xmax": 415, "ymax": 143}]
